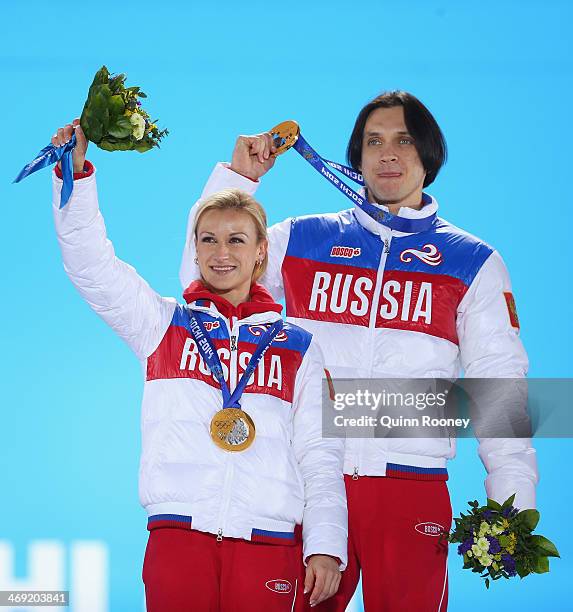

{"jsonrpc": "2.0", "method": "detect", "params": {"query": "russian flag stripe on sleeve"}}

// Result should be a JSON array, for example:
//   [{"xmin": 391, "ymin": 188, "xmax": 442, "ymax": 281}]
[{"xmin": 504, "ymin": 292, "xmax": 520, "ymax": 329}]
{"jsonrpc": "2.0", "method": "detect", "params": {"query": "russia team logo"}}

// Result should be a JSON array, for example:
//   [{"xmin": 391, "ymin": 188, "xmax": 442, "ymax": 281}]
[
  {"xmin": 400, "ymin": 244, "xmax": 443, "ymax": 266},
  {"xmin": 248, "ymin": 324, "xmax": 289, "ymax": 342}
]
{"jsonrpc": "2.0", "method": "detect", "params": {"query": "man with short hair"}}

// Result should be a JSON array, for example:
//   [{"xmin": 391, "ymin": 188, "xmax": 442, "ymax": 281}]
[{"xmin": 180, "ymin": 91, "xmax": 538, "ymax": 611}]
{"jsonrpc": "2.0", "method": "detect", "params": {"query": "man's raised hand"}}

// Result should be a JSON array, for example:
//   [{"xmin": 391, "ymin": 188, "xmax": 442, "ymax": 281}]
[{"xmin": 230, "ymin": 132, "xmax": 277, "ymax": 181}]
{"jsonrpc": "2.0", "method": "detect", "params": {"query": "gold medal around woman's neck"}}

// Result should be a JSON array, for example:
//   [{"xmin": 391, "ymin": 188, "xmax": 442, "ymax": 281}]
[{"xmin": 210, "ymin": 408, "xmax": 256, "ymax": 452}]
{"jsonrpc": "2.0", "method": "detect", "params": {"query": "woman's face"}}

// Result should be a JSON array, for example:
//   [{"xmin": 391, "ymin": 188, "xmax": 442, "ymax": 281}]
[{"xmin": 195, "ymin": 209, "xmax": 266, "ymax": 302}]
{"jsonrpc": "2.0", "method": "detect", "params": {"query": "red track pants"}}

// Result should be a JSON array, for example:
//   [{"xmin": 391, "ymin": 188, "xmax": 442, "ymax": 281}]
[
  {"xmin": 315, "ymin": 476, "xmax": 452, "ymax": 612},
  {"xmin": 143, "ymin": 527, "xmax": 306, "ymax": 612}
]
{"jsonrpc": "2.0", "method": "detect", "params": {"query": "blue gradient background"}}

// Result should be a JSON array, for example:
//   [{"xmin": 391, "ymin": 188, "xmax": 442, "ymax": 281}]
[{"xmin": 1, "ymin": 1, "xmax": 571, "ymax": 610}]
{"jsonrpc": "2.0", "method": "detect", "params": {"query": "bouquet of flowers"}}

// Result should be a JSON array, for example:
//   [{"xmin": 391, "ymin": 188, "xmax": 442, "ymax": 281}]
[
  {"xmin": 80, "ymin": 65, "xmax": 168, "ymax": 152},
  {"xmin": 14, "ymin": 65, "xmax": 169, "ymax": 206},
  {"xmin": 447, "ymin": 494, "xmax": 559, "ymax": 588}
]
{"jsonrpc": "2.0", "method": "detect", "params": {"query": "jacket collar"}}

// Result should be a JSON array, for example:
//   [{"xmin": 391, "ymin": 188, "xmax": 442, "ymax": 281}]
[
  {"xmin": 353, "ymin": 190, "xmax": 439, "ymax": 237},
  {"xmin": 182, "ymin": 280, "xmax": 283, "ymax": 321}
]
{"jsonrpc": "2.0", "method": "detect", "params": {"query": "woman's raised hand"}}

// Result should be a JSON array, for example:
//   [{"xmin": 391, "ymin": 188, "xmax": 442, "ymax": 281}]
[{"xmin": 52, "ymin": 118, "xmax": 88, "ymax": 173}]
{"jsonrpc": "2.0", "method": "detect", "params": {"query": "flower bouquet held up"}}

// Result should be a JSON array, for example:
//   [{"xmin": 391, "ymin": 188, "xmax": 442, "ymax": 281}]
[
  {"xmin": 14, "ymin": 65, "xmax": 168, "ymax": 207},
  {"xmin": 447, "ymin": 494, "xmax": 559, "ymax": 588},
  {"xmin": 80, "ymin": 65, "xmax": 168, "ymax": 152}
]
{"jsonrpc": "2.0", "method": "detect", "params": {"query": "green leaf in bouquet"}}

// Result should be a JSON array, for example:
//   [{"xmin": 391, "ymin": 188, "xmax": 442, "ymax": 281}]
[
  {"xmin": 134, "ymin": 141, "xmax": 153, "ymax": 153},
  {"xmin": 498, "ymin": 535, "xmax": 510, "ymax": 548},
  {"xmin": 107, "ymin": 116, "xmax": 133, "ymax": 139},
  {"xmin": 87, "ymin": 119, "xmax": 103, "ymax": 144},
  {"xmin": 102, "ymin": 108, "xmax": 110, "ymax": 132},
  {"xmin": 530, "ymin": 535, "xmax": 560, "ymax": 557},
  {"xmin": 138, "ymin": 91, "xmax": 147, "ymax": 98},
  {"xmin": 92, "ymin": 91, "xmax": 110, "ymax": 118},
  {"xmin": 519, "ymin": 509, "xmax": 540, "ymax": 531},
  {"xmin": 502, "ymin": 494, "xmax": 516, "ymax": 509},
  {"xmin": 99, "ymin": 138, "xmax": 133, "ymax": 152},
  {"xmin": 114, "ymin": 140, "xmax": 135, "ymax": 151},
  {"xmin": 109, "ymin": 73, "xmax": 127, "ymax": 93},
  {"xmin": 108, "ymin": 95, "xmax": 125, "ymax": 119},
  {"xmin": 516, "ymin": 559, "xmax": 530, "ymax": 578},
  {"xmin": 85, "ymin": 66, "xmax": 109, "ymax": 100},
  {"xmin": 485, "ymin": 578, "xmax": 490, "ymax": 589},
  {"xmin": 97, "ymin": 140, "xmax": 115, "ymax": 152},
  {"xmin": 487, "ymin": 498, "xmax": 502, "ymax": 511},
  {"xmin": 93, "ymin": 66, "xmax": 110, "ymax": 86},
  {"xmin": 532, "ymin": 556, "xmax": 549, "ymax": 574}
]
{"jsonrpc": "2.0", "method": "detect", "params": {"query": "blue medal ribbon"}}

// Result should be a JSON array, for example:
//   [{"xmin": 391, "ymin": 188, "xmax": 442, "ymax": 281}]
[
  {"xmin": 188, "ymin": 311, "xmax": 284, "ymax": 409},
  {"xmin": 13, "ymin": 133, "xmax": 77, "ymax": 208},
  {"xmin": 290, "ymin": 133, "xmax": 437, "ymax": 233}
]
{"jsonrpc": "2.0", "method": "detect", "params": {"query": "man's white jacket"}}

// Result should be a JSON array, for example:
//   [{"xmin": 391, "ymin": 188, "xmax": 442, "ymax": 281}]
[
  {"xmin": 180, "ymin": 163, "xmax": 539, "ymax": 510},
  {"xmin": 52, "ymin": 167, "xmax": 348, "ymax": 566}
]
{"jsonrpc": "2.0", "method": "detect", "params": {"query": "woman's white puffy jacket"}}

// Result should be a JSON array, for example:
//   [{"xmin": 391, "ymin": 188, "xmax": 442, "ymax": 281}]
[{"xmin": 51, "ymin": 166, "xmax": 347, "ymax": 566}]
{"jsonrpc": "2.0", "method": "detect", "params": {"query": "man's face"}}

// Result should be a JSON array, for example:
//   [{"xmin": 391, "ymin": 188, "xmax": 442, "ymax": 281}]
[{"xmin": 360, "ymin": 105, "xmax": 427, "ymax": 208}]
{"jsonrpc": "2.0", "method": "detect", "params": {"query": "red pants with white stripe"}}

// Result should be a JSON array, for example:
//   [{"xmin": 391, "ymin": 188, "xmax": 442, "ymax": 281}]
[
  {"xmin": 143, "ymin": 527, "xmax": 305, "ymax": 612},
  {"xmin": 315, "ymin": 476, "xmax": 451, "ymax": 612}
]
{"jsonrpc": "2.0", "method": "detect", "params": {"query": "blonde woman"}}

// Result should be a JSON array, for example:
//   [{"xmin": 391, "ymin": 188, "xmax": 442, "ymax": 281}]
[{"xmin": 50, "ymin": 120, "xmax": 347, "ymax": 611}]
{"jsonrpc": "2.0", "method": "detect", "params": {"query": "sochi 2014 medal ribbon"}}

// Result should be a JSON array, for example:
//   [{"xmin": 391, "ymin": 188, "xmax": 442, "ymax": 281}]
[
  {"xmin": 269, "ymin": 120, "xmax": 437, "ymax": 233},
  {"xmin": 187, "ymin": 311, "xmax": 284, "ymax": 452},
  {"xmin": 13, "ymin": 133, "xmax": 78, "ymax": 208}
]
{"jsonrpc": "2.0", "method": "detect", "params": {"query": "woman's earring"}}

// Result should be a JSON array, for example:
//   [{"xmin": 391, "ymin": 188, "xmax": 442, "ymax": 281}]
[{"xmin": 194, "ymin": 256, "xmax": 198, "ymax": 265}]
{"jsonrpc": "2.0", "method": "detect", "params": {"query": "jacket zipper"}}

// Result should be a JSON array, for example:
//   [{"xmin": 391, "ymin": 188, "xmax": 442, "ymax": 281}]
[
  {"xmin": 216, "ymin": 459, "xmax": 234, "ymax": 541},
  {"xmin": 229, "ymin": 316, "xmax": 239, "ymax": 390},
  {"xmin": 368, "ymin": 229, "xmax": 392, "ymax": 370},
  {"xmin": 197, "ymin": 307, "xmax": 278, "ymax": 540},
  {"xmin": 216, "ymin": 314, "xmax": 239, "ymax": 541},
  {"xmin": 358, "ymin": 228, "xmax": 392, "ymax": 476}
]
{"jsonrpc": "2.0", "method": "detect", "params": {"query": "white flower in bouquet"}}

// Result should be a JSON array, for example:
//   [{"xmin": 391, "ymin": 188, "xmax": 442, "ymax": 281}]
[
  {"xmin": 130, "ymin": 113, "xmax": 146, "ymax": 140},
  {"xmin": 480, "ymin": 554, "xmax": 493, "ymax": 567},
  {"xmin": 477, "ymin": 537, "xmax": 490, "ymax": 551},
  {"xmin": 491, "ymin": 523, "xmax": 504, "ymax": 536},
  {"xmin": 479, "ymin": 521, "xmax": 491, "ymax": 537}
]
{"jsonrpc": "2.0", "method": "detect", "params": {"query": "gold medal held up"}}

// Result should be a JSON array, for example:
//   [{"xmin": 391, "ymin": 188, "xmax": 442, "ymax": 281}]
[
  {"xmin": 210, "ymin": 408, "xmax": 256, "ymax": 452},
  {"xmin": 269, "ymin": 120, "xmax": 300, "ymax": 155}
]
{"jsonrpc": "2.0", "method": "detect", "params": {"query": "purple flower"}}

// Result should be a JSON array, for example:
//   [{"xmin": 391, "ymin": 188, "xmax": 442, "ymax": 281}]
[
  {"xmin": 137, "ymin": 101, "xmax": 142, "ymax": 106},
  {"xmin": 458, "ymin": 537, "xmax": 474, "ymax": 555},
  {"xmin": 501, "ymin": 553, "xmax": 517, "ymax": 577},
  {"xmin": 482, "ymin": 510, "xmax": 494, "ymax": 520},
  {"xmin": 502, "ymin": 506, "xmax": 519, "ymax": 518},
  {"xmin": 487, "ymin": 536, "xmax": 501, "ymax": 554}
]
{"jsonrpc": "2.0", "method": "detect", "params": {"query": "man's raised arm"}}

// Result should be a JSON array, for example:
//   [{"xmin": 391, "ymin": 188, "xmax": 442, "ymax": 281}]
[{"xmin": 179, "ymin": 132, "xmax": 291, "ymax": 301}]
